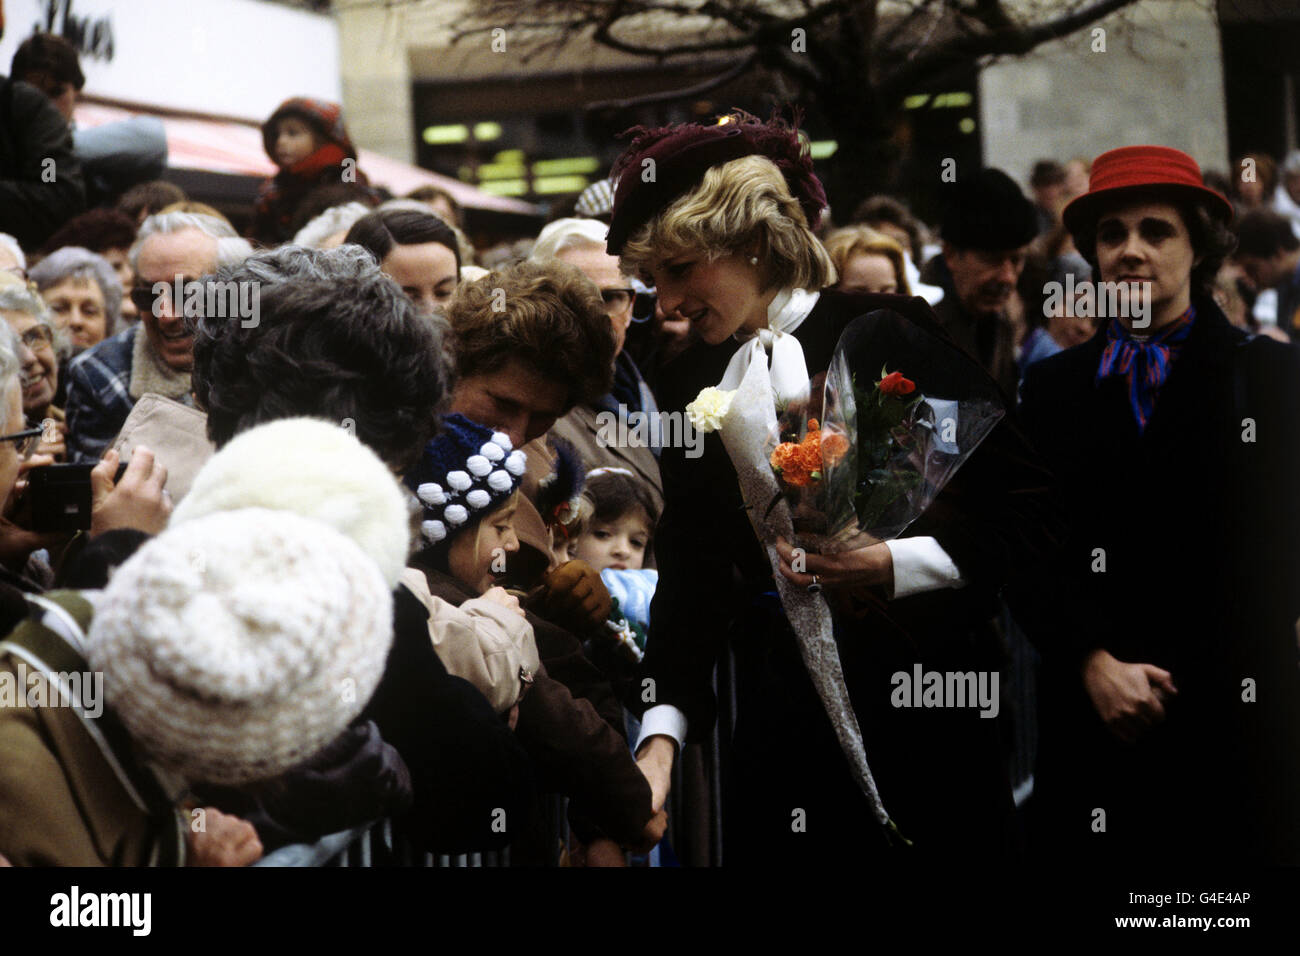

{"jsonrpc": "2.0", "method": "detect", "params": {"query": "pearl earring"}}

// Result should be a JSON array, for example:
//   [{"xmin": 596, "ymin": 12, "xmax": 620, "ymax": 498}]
[{"xmin": 749, "ymin": 256, "xmax": 758, "ymax": 265}]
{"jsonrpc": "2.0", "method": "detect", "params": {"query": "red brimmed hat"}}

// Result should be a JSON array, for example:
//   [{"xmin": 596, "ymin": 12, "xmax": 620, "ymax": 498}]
[{"xmin": 1062, "ymin": 145, "xmax": 1233, "ymax": 235}]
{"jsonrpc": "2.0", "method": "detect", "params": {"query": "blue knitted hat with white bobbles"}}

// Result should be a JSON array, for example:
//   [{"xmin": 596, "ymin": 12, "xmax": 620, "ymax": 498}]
[{"xmin": 404, "ymin": 414, "xmax": 527, "ymax": 547}]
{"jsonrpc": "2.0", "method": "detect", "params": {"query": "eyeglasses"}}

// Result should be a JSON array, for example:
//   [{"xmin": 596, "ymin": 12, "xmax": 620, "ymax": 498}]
[
  {"xmin": 130, "ymin": 277, "xmax": 201, "ymax": 318},
  {"xmin": 600, "ymin": 288, "xmax": 635, "ymax": 313},
  {"xmin": 129, "ymin": 283, "xmax": 165, "ymax": 317},
  {"xmin": 20, "ymin": 325, "xmax": 53, "ymax": 350},
  {"xmin": 0, "ymin": 427, "xmax": 43, "ymax": 459}
]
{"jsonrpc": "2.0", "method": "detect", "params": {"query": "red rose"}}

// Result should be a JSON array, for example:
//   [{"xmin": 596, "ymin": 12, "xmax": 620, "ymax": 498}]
[{"xmin": 879, "ymin": 371, "xmax": 916, "ymax": 396}]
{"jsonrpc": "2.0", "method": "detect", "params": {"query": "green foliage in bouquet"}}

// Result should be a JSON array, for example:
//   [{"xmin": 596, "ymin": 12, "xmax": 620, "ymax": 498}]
[{"xmin": 851, "ymin": 367, "xmax": 926, "ymax": 530}]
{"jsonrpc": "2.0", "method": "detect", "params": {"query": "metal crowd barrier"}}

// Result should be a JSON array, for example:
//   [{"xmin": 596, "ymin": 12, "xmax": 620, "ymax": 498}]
[
  {"xmin": 255, "ymin": 817, "xmax": 515, "ymax": 867},
  {"xmin": 255, "ymin": 624, "xmax": 1035, "ymax": 867}
]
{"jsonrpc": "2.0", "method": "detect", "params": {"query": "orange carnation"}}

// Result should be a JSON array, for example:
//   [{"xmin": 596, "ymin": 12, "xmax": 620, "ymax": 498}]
[
  {"xmin": 820, "ymin": 430, "xmax": 850, "ymax": 467},
  {"xmin": 771, "ymin": 441, "xmax": 813, "ymax": 486},
  {"xmin": 772, "ymin": 418, "xmax": 838, "ymax": 488}
]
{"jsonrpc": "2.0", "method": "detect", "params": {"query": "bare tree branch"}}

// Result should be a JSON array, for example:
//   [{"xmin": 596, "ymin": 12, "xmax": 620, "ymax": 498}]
[
  {"xmin": 588, "ymin": 0, "xmax": 850, "ymax": 58},
  {"xmin": 880, "ymin": 0, "xmax": 1136, "ymax": 100},
  {"xmin": 583, "ymin": 52, "xmax": 759, "ymax": 112}
]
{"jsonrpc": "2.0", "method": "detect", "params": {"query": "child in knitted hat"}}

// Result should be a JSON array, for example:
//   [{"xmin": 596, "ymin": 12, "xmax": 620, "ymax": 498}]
[
  {"xmin": 406, "ymin": 413, "xmax": 530, "ymax": 596},
  {"xmin": 401, "ymin": 412, "xmax": 540, "ymax": 716},
  {"xmin": 250, "ymin": 98, "xmax": 374, "ymax": 245},
  {"xmin": 406, "ymin": 414, "xmax": 665, "ymax": 857}
]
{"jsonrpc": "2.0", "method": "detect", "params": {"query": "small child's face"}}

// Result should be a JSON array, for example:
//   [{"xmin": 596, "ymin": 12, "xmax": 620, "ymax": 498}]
[
  {"xmin": 572, "ymin": 511, "xmax": 651, "ymax": 572},
  {"xmin": 449, "ymin": 500, "xmax": 520, "ymax": 593},
  {"xmin": 274, "ymin": 117, "xmax": 320, "ymax": 168}
]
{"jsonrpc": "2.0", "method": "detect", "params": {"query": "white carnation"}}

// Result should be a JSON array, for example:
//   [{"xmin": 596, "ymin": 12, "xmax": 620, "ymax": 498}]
[{"xmin": 685, "ymin": 387, "xmax": 736, "ymax": 433}]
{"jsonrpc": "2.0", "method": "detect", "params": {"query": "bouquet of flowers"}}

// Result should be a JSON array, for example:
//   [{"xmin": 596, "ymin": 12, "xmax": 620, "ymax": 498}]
[
  {"xmin": 681, "ymin": 306, "xmax": 1005, "ymax": 846},
  {"xmin": 767, "ymin": 314, "xmax": 1006, "ymax": 554}
]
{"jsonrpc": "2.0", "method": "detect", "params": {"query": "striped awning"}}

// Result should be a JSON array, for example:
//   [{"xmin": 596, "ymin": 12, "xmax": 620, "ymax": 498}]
[{"xmin": 72, "ymin": 100, "xmax": 540, "ymax": 216}]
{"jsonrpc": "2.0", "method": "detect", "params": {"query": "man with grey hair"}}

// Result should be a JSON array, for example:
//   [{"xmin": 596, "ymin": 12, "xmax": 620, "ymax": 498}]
[
  {"xmin": 63, "ymin": 213, "xmax": 253, "ymax": 462},
  {"xmin": 529, "ymin": 218, "xmax": 663, "ymax": 524}
]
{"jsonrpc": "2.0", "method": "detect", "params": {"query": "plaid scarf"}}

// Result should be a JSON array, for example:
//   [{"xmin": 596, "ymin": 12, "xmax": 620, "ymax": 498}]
[{"xmin": 1095, "ymin": 305, "xmax": 1196, "ymax": 432}]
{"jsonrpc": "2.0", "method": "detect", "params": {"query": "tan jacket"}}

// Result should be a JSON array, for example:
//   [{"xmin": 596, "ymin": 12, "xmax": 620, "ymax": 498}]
[
  {"xmin": 549, "ymin": 403, "xmax": 665, "ymax": 521},
  {"xmin": 0, "ymin": 592, "xmax": 187, "ymax": 866},
  {"xmin": 399, "ymin": 568, "xmax": 540, "ymax": 715}
]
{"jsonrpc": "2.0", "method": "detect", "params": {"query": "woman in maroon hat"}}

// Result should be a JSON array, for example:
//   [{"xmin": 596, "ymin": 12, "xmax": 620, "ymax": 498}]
[
  {"xmin": 1016, "ymin": 146, "xmax": 1300, "ymax": 864},
  {"xmin": 607, "ymin": 112, "xmax": 1059, "ymax": 865}
]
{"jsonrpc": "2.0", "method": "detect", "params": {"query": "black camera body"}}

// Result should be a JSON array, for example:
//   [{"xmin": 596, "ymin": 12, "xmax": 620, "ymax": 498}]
[{"xmin": 24, "ymin": 462, "xmax": 129, "ymax": 533}]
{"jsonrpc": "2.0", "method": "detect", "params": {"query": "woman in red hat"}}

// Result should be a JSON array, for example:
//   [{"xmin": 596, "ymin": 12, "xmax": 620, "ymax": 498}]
[
  {"xmin": 1016, "ymin": 146, "xmax": 1300, "ymax": 863},
  {"xmin": 607, "ymin": 112, "xmax": 1060, "ymax": 865}
]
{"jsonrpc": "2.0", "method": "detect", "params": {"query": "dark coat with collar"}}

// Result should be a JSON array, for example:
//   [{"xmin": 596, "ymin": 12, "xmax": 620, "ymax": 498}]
[
  {"xmin": 643, "ymin": 290, "xmax": 1063, "ymax": 865},
  {"xmin": 0, "ymin": 76, "xmax": 86, "ymax": 250},
  {"xmin": 406, "ymin": 557, "xmax": 655, "ymax": 851},
  {"xmin": 1014, "ymin": 299, "xmax": 1300, "ymax": 864},
  {"xmin": 359, "ymin": 584, "xmax": 536, "ymax": 854}
]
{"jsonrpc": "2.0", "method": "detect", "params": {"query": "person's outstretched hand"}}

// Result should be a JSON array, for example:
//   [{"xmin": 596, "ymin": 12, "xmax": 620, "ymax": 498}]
[
  {"xmin": 1082, "ymin": 648, "xmax": 1178, "ymax": 744},
  {"xmin": 535, "ymin": 560, "xmax": 612, "ymax": 635},
  {"xmin": 186, "ymin": 807, "xmax": 263, "ymax": 866},
  {"xmin": 91, "ymin": 447, "xmax": 171, "ymax": 538},
  {"xmin": 635, "ymin": 735, "xmax": 675, "ymax": 814}
]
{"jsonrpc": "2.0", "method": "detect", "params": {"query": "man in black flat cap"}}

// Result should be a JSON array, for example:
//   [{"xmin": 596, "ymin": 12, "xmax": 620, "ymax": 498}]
[{"xmin": 931, "ymin": 168, "xmax": 1039, "ymax": 396}]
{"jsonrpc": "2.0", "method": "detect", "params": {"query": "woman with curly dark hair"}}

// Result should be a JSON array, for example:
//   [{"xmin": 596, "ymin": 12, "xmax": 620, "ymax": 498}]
[{"xmin": 190, "ymin": 244, "xmax": 453, "ymax": 473}]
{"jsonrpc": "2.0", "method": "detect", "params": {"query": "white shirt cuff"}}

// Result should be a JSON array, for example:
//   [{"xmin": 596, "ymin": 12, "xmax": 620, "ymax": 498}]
[
  {"xmin": 886, "ymin": 536, "xmax": 967, "ymax": 599},
  {"xmin": 635, "ymin": 704, "xmax": 687, "ymax": 754}
]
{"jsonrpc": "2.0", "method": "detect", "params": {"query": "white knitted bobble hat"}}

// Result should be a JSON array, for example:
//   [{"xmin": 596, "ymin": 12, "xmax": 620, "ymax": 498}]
[
  {"xmin": 171, "ymin": 417, "xmax": 411, "ymax": 587},
  {"xmin": 87, "ymin": 508, "xmax": 394, "ymax": 786}
]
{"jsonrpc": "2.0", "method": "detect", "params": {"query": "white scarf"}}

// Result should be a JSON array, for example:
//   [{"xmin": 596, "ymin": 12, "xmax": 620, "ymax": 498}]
[
  {"xmin": 717, "ymin": 287, "xmax": 820, "ymax": 402},
  {"xmin": 706, "ymin": 285, "xmax": 896, "ymax": 833}
]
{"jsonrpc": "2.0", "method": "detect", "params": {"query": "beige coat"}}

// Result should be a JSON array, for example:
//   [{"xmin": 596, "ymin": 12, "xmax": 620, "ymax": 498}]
[
  {"xmin": 0, "ymin": 593, "xmax": 187, "ymax": 866},
  {"xmin": 399, "ymin": 569, "xmax": 540, "ymax": 715}
]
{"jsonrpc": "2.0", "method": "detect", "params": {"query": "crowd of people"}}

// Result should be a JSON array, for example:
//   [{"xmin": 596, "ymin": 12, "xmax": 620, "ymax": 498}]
[{"xmin": 0, "ymin": 30, "xmax": 1296, "ymax": 870}]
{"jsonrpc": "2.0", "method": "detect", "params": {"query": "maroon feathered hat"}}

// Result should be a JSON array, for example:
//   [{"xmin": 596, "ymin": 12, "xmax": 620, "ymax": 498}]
[{"xmin": 605, "ymin": 110, "xmax": 828, "ymax": 255}]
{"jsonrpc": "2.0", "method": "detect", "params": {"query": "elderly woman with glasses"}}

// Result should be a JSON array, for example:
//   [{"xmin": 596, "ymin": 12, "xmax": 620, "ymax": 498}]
[
  {"xmin": 0, "ymin": 277, "xmax": 66, "ymax": 461},
  {"xmin": 29, "ymin": 246, "xmax": 124, "ymax": 357}
]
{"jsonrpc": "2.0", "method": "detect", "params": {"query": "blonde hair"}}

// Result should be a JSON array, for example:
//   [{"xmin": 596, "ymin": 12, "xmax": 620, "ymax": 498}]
[
  {"xmin": 465, "ymin": 490, "xmax": 521, "ymax": 589},
  {"xmin": 822, "ymin": 226, "xmax": 911, "ymax": 295},
  {"xmin": 618, "ymin": 154, "xmax": 835, "ymax": 291}
]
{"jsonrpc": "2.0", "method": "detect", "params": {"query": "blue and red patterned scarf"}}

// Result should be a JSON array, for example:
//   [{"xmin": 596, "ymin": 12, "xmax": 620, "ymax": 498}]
[{"xmin": 1095, "ymin": 305, "xmax": 1196, "ymax": 432}]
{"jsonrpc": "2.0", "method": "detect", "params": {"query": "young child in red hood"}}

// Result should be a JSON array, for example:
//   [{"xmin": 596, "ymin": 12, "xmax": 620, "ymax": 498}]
[{"xmin": 250, "ymin": 98, "xmax": 375, "ymax": 245}]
